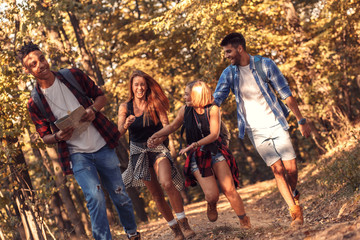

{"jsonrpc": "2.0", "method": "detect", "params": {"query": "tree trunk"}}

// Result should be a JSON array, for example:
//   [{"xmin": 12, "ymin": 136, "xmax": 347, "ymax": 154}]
[
  {"xmin": 69, "ymin": 182, "xmax": 92, "ymax": 235},
  {"xmin": 4, "ymin": 135, "xmax": 44, "ymax": 240},
  {"xmin": 126, "ymin": 187, "xmax": 149, "ymax": 222},
  {"xmin": 44, "ymin": 147, "xmax": 86, "ymax": 237},
  {"xmin": 34, "ymin": 1, "xmax": 73, "ymax": 67},
  {"xmin": 115, "ymin": 136, "xmax": 130, "ymax": 169},
  {"xmin": 14, "ymin": 193, "xmax": 32, "ymax": 240},
  {"xmin": 67, "ymin": 10, "xmax": 104, "ymax": 85},
  {"xmin": 0, "ymin": 228, "xmax": 5, "ymax": 240},
  {"xmin": 49, "ymin": 192, "xmax": 66, "ymax": 239}
]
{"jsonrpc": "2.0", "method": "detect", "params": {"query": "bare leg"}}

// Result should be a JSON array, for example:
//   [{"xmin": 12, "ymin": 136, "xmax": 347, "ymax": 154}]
[
  {"xmin": 192, "ymin": 170, "xmax": 219, "ymax": 204},
  {"xmin": 143, "ymin": 169, "xmax": 174, "ymax": 221},
  {"xmin": 212, "ymin": 161, "xmax": 246, "ymax": 216},
  {"xmin": 271, "ymin": 160, "xmax": 296, "ymax": 207},
  {"xmin": 153, "ymin": 157, "xmax": 184, "ymax": 214},
  {"xmin": 282, "ymin": 159, "xmax": 298, "ymax": 192}
]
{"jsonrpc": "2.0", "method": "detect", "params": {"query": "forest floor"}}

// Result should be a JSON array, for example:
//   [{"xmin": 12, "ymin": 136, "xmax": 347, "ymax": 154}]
[{"xmin": 111, "ymin": 131, "xmax": 360, "ymax": 240}]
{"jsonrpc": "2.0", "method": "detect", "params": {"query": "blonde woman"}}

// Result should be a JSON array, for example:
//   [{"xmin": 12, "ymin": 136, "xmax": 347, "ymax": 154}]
[{"xmin": 148, "ymin": 81, "xmax": 251, "ymax": 229}]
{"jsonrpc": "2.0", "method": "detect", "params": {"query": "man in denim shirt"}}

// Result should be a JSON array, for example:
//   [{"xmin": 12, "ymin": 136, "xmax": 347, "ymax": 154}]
[{"xmin": 213, "ymin": 33, "xmax": 311, "ymax": 227}]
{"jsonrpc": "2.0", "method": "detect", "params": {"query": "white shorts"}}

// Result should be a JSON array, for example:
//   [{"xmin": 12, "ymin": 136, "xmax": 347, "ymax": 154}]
[{"xmin": 246, "ymin": 124, "xmax": 296, "ymax": 166}]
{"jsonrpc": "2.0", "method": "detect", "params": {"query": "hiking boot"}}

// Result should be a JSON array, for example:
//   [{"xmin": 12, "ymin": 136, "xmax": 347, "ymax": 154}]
[
  {"xmin": 178, "ymin": 217, "xmax": 196, "ymax": 238},
  {"xmin": 289, "ymin": 205, "xmax": 304, "ymax": 227},
  {"xmin": 293, "ymin": 189, "xmax": 301, "ymax": 205},
  {"xmin": 170, "ymin": 223, "xmax": 185, "ymax": 240},
  {"xmin": 207, "ymin": 202, "xmax": 218, "ymax": 222},
  {"xmin": 127, "ymin": 231, "xmax": 141, "ymax": 240},
  {"xmin": 239, "ymin": 215, "xmax": 251, "ymax": 229}
]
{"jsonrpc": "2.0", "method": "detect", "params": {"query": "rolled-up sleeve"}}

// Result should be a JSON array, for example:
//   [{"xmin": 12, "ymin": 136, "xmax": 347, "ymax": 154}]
[
  {"xmin": 266, "ymin": 59, "xmax": 292, "ymax": 100},
  {"xmin": 213, "ymin": 68, "xmax": 232, "ymax": 106}
]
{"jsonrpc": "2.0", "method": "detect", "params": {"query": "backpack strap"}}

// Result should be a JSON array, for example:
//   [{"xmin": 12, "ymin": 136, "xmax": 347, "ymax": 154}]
[
  {"xmin": 58, "ymin": 69, "xmax": 91, "ymax": 102},
  {"xmin": 254, "ymin": 55, "xmax": 290, "ymax": 116},
  {"xmin": 254, "ymin": 55, "xmax": 270, "ymax": 84},
  {"xmin": 58, "ymin": 69, "xmax": 85, "ymax": 95},
  {"xmin": 30, "ymin": 69, "xmax": 89, "ymax": 125},
  {"xmin": 30, "ymin": 87, "xmax": 52, "ymax": 123}
]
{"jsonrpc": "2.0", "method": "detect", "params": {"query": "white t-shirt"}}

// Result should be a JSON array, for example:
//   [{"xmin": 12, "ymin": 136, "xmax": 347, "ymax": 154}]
[
  {"xmin": 238, "ymin": 65, "xmax": 278, "ymax": 129},
  {"xmin": 41, "ymin": 77, "xmax": 106, "ymax": 154}
]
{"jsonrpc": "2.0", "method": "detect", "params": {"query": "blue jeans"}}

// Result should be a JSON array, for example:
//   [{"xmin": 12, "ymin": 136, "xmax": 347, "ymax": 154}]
[{"xmin": 70, "ymin": 145, "xmax": 137, "ymax": 240}]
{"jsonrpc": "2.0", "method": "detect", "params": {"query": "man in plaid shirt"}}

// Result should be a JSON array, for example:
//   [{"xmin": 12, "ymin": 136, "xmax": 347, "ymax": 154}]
[
  {"xmin": 213, "ymin": 33, "xmax": 311, "ymax": 227},
  {"xmin": 19, "ymin": 42, "xmax": 140, "ymax": 240}
]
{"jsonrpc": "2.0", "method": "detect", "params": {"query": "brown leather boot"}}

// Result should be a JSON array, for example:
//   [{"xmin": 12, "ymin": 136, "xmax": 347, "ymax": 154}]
[
  {"xmin": 170, "ymin": 223, "xmax": 185, "ymax": 240},
  {"xmin": 178, "ymin": 217, "xmax": 196, "ymax": 239},
  {"xmin": 289, "ymin": 205, "xmax": 304, "ymax": 227},
  {"xmin": 207, "ymin": 202, "xmax": 218, "ymax": 222},
  {"xmin": 239, "ymin": 215, "xmax": 251, "ymax": 229}
]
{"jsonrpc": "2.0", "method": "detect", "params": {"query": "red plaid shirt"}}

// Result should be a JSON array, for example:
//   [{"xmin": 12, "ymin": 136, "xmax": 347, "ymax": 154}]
[
  {"xmin": 183, "ymin": 138, "xmax": 240, "ymax": 188},
  {"xmin": 28, "ymin": 68, "xmax": 120, "ymax": 175}
]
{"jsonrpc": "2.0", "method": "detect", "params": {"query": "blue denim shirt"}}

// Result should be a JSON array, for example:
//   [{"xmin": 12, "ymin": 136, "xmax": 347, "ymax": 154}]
[{"xmin": 213, "ymin": 54, "xmax": 292, "ymax": 139}]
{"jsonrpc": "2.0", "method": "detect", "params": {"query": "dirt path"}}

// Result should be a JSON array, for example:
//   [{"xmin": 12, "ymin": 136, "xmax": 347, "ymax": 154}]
[
  {"xmin": 137, "ymin": 181, "xmax": 275, "ymax": 239},
  {"xmin": 119, "ymin": 177, "xmax": 360, "ymax": 240},
  {"xmin": 108, "ymin": 128, "xmax": 360, "ymax": 240}
]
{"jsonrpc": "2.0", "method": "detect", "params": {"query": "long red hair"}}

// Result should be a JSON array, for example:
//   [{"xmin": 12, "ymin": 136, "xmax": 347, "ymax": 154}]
[{"xmin": 127, "ymin": 70, "xmax": 169, "ymax": 126}]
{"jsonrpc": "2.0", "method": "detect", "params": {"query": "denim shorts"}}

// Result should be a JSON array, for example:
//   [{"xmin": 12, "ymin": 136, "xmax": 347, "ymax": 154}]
[
  {"xmin": 190, "ymin": 151, "xmax": 225, "ymax": 173},
  {"xmin": 246, "ymin": 123, "xmax": 296, "ymax": 166}
]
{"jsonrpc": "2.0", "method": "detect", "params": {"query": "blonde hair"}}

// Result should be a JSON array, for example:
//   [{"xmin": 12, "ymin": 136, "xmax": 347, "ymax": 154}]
[{"xmin": 190, "ymin": 81, "xmax": 214, "ymax": 108}]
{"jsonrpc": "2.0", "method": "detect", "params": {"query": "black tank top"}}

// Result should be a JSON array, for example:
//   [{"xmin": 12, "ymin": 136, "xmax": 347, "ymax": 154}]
[
  {"xmin": 127, "ymin": 101, "xmax": 163, "ymax": 143},
  {"xmin": 184, "ymin": 105, "xmax": 221, "ymax": 154}
]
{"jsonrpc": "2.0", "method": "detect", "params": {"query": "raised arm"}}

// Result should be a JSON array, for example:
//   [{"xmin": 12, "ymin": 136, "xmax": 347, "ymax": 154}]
[
  {"xmin": 147, "ymin": 105, "xmax": 186, "ymax": 147},
  {"xmin": 117, "ymin": 103, "xmax": 135, "ymax": 137},
  {"xmin": 179, "ymin": 105, "xmax": 221, "ymax": 155}
]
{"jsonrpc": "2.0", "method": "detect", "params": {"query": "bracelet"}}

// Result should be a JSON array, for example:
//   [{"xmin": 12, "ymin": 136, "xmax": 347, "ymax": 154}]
[
  {"xmin": 123, "ymin": 124, "xmax": 128, "ymax": 130},
  {"xmin": 90, "ymin": 105, "xmax": 98, "ymax": 113},
  {"xmin": 54, "ymin": 133, "xmax": 61, "ymax": 142},
  {"xmin": 298, "ymin": 118, "xmax": 306, "ymax": 125},
  {"xmin": 193, "ymin": 141, "xmax": 199, "ymax": 148}
]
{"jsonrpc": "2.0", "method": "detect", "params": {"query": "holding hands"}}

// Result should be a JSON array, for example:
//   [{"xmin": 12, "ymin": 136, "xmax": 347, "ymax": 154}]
[
  {"xmin": 147, "ymin": 133, "xmax": 163, "ymax": 148},
  {"xmin": 179, "ymin": 142, "xmax": 199, "ymax": 155}
]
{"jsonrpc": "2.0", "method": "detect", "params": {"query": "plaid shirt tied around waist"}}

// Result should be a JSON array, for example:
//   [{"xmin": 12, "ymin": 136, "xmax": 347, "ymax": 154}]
[
  {"xmin": 122, "ymin": 141, "xmax": 184, "ymax": 191},
  {"xmin": 184, "ymin": 137, "xmax": 240, "ymax": 188}
]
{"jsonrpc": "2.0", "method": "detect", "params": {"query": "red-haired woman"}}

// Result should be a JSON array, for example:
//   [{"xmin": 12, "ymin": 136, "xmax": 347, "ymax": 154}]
[
  {"xmin": 148, "ymin": 81, "xmax": 251, "ymax": 229},
  {"xmin": 118, "ymin": 70, "xmax": 195, "ymax": 240}
]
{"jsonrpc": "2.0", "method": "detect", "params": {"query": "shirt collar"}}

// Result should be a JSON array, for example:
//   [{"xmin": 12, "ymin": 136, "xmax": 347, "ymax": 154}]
[
  {"xmin": 249, "ymin": 54, "xmax": 256, "ymax": 70},
  {"xmin": 230, "ymin": 54, "xmax": 255, "ymax": 71}
]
